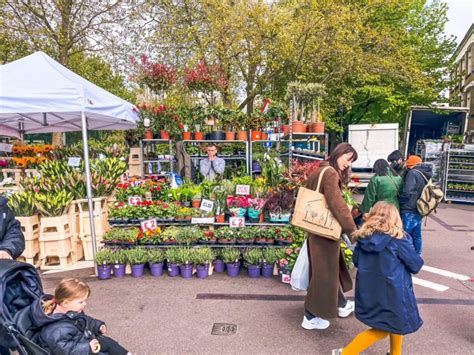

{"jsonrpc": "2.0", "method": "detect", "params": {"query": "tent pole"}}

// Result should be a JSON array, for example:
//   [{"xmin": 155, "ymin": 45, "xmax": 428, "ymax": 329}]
[{"xmin": 81, "ymin": 111, "xmax": 98, "ymax": 274}]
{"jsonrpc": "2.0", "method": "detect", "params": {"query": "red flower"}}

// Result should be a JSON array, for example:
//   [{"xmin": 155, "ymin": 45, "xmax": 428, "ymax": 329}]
[{"xmin": 178, "ymin": 123, "xmax": 184, "ymax": 129}]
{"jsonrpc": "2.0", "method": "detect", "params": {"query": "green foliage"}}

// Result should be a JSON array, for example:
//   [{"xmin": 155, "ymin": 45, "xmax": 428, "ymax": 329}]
[
  {"xmin": 176, "ymin": 227, "xmax": 201, "ymax": 245},
  {"xmin": 95, "ymin": 249, "xmax": 114, "ymax": 265},
  {"xmin": 262, "ymin": 248, "xmax": 279, "ymax": 264},
  {"xmin": 34, "ymin": 191, "xmax": 73, "ymax": 217},
  {"xmin": 125, "ymin": 248, "xmax": 148, "ymax": 265},
  {"xmin": 191, "ymin": 248, "xmax": 215, "ymax": 265},
  {"xmin": 147, "ymin": 249, "xmax": 166, "ymax": 264},
  {"xmin": 175, "ymin": 247, "xmax": 193, "ymax": 265},
  {"xmin": 221, "ymin": 248, "xmax": 241, "ymax": 264},
  {"xmin": 7, "ymin": 191, "xmax": 37, "ymax": 216},
  {"xmin": 112, "ymin": 249, "xmax": 128, "ymax": 264},
  {"xmin": 243, "ymin": 248, "xmax": 262, "ymax": 265}
]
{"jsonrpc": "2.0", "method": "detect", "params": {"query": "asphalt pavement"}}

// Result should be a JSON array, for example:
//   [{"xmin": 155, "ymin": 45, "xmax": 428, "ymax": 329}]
[{"xmin": 40, "ymin": 202, "xmax": 474, "ymax": 355}]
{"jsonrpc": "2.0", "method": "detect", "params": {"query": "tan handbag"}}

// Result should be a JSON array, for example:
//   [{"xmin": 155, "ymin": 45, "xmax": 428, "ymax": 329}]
[{"xmin": 291, "ymin": 167, "xmax": 342, "ymax": 240}]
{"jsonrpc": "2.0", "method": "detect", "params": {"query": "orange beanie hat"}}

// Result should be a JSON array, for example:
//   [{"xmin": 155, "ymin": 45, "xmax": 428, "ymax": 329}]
[{"xmin": 406, "ymin": 155, "xmax": 422, "ymax": 169}]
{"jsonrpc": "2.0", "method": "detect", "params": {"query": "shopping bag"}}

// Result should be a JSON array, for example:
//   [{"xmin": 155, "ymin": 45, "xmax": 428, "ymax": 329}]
[
  {"xmin": 290, "ymin": 239, "xmax": 309, "ymax": 291},
  {"xmin": 291, "ymin": 167, "xmax": 342, "ymax": 241}
]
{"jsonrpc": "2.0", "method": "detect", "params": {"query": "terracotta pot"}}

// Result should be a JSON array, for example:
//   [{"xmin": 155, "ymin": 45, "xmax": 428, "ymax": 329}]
[
  {"xmin": 251, "ymin": 130, "xmax": 262, "ymax": 141},
  {"xmin": 194, "ymin": 131, "xmax": 204, "ymax": 140},
  {"xmin": 259, "ymin": 213, "xmax": 264, "ymax": 223},
  {"xmin": 281, "ymin": 125, "xmax": 290, "ymax": 135},
  {"xmin": 237, "ymin": 131, "xmax": 248, "ymax": 141},
  {"xmin": 302, "ymin": 123, "xmax": 308, "ymax": 132},
  {"xmin": 261, "ymin": 132, "xmax": 268, "ymax": 140},
  {"xmin": 182, "ymin": 132, "xmax": 192, "ymax": 140},
  {"xmin": 314, "ymin": 122, "xmax": 325, "ymax": 134},
  {"xmin": 160, "ymin": 130, "xmax": 170, "ymax": 140},
  {"xmin": 225, "ymin": 131, "xmax": 236, "ymax": 141},
  {"xmin": 215, "ymin": 214, "xmax": 225, "ymax": 223},
  {"xmin": 144, "ymin": 130, "xmax": 154, "ymax": 139},
  {"xmin": 292, "ymin": 121, "xmax": 306, "ymax": 133},
  {"xmin": 191, "ymin": 199, "xmax": 201, "ymax": 208}
]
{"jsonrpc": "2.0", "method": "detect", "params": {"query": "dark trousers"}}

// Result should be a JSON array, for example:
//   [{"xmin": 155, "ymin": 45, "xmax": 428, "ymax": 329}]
[
  {"xmin": 98, "ymin": 336, "xmax": 128, "ymax": 355},
  {"xmin": 305, "ymin": 289, "xmax": 346, "ymax": 319}
]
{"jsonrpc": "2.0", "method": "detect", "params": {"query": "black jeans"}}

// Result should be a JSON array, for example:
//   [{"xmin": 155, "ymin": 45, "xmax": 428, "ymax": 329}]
[
  {"xmin": 305, "ymin": 289, "xmax": 347, "ymax": 319},
  {"xmin": 98, "ymin": 336, "xmax": 128, "ymax": 355}
]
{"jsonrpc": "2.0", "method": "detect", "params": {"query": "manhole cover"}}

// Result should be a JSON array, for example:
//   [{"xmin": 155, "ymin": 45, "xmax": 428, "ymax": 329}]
[{"xmin": 211, "ymin": 323, "xmax": 237, "ymax": 336}]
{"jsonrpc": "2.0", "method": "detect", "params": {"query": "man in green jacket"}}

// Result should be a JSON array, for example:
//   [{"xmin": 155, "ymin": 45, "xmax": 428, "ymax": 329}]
[{"xmin": 358, "ymin": 159, "xmax": 403, "ymax": 214}]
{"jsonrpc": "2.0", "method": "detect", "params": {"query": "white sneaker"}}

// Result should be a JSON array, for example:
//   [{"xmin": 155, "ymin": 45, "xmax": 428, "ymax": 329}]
[
  {"xmin": 301, "ymin": 315, "xmax": 330, "ymax": 330},
  {"xmin": 338, "ymin": 300, "xmax": 354, "ymax": 318},
  {"xmin": 331, "ymin": 349, "xmax": 343, "ymax": 355}
]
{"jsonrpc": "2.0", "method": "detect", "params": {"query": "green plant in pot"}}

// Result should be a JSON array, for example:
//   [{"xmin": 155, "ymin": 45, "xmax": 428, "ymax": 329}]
[
  {"xmin": 243, "ymin": 248, "xmax": 262, "ymax": 278},
  {"xmin": 161, "ymin": 226, "xmax": 180, "ymax": 244},
  {"xmin": 192, "ymin": 247, "xmax": 215, "ymax": 279},
  {"xmin": 176, "ymin": 226, "xmax": 200, "ymax": 245},
  {"xmin": 95, "ymin": 249, "xmax": 114, "ymax": 279},
  {"xmin": 111, "ymin": 249, "xmax": 128, "ymax": 278},
  {"xmin": 215, "ymin": 226, "xmax": 237, "ymax": 244},
  {"xmin": 125, "ymin": 248, "xmax": 149, "ymax": 278},
  {"xmin": 261, "ymin": 248, "xmax": 280, "ymax": 277},
  {"xmin": 147, "ymin": 248, "xmax": 166, "ymax": 276},
  {"xmin": 221, "ymin": 248, "xmax": 241, "ymax": 264}
]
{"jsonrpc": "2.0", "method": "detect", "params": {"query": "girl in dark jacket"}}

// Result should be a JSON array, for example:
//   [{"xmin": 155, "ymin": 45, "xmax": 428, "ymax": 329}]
[
  {"xmin": 333, "ymin": 201, "xmax": 423, "ymax": 355},
  {"xmin": 39, "ymin": 278, "xmax": 130, "ymax": 355}
]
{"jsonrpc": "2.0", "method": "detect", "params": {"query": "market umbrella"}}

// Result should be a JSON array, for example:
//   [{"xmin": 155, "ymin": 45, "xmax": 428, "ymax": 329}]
[{"xmin": 0, "ymin": 51, "xmax": 139, "ymax": 265}]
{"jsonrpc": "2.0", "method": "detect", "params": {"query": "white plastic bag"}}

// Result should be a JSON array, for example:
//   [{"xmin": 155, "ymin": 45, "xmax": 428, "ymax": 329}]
[{"xmin": 290, "ymin": 239, "xmax": 309, "ymax": 291}]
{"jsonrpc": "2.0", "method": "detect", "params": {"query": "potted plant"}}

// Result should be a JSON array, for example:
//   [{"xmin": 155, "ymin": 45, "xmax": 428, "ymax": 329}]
[
  {"xmin": 213, "ymin": 249, "xmax": 225, "ymax": 273},
  {"xmin": 264, "ymin": 186, "xmax": 295, "ymax": 223},
  {"xmin": 274, "ymin": 227, "xmax": 294, "ymax": 245},
  {"xmin": 199, "ymin": 230, "xmax": 217, "ymax": 245},
  {"xmin": 221, "ymin": 248, "xmax": 241, "ymax": 277},
  {"xmin": 247, "ymin": 198, "xmax": 266, "ymax": 223},
  {"xmin": 243, "ymin": 248, "xmax": 262, "ymax": 278},
  {"xmin": 176, "ymin": 226, "xmax": 200, "ymax": 245},
  {"xmin": 165, "ymin": 248, "xmax": 180, "ymax": 277},
  {"xmin": 175, "ymin": 247, "xmax": 193, "ymax": 279},
  {"xmin": 226, "ymin": 195, "xmax": 249, "ymax": 217},
  {"xmin": 215, "ymin": 226, "xmax": 236, "ymax": 244},
  {"xmin": 147, "ymin": 249, "xmax": 165, "ymax": 276},
  {"xmin": 161, "ymin": 226, "xmax": 179, "ymax": 245},
  {"xmin": 95, "ymin": 249, "xmax": 114, "ymax": 280},
  {"xmin": 190, "ymin": 185, "xmax": 202, "ymax": 208},
  {"xmin": 262, "ymin": 248, "xmax": 279, "ymax": 278},
  {"xmin": 112, "ymin": 249, "xmax": 127, "ymax": 278},
  {"xmin": 192, "ymin": 247, "xmax": 215, "ymax": 279},
  {"xmin": 125, "ymin": 248, "xmax": 148, "ymax": 278}
]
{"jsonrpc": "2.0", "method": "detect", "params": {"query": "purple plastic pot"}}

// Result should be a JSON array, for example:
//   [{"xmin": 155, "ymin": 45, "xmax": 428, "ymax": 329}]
[
  {"xmin": 167, "ymin": 263, "xmax": 179, "ymax": 277},
  {"xmin": 214, "ymin": 259, "xmax": 225, "ymax": 273},
  {"xmin": 113, "ymin": 263, "xmax": 126, "ymax": 278},
  {"xmin": 196, "ymin": 265, "xmax": 209, "ymax": 279},
  {"xmin": 97, "ymin": 265, "xmax": 112, "ymax": 280},
  {"xmin": 180, "ymin": 264, "xmax": 193, "ymax": 279},
  {"xmin": 131, "ymin": 264, "xmax": 145, "ymax": 278},
  {"xmin": 261, "ymin": 264, "xmax": 274, "ymax": 278},
  {"xmin": 149, "ymin": 262, "xmax": 164, "ymax": 277},
  {"xmin": 226, "ymin": 262, "xmax": 240, "ymax": 277},
  {"xmin": 247, "ymin": 264, "xmax": 261, "ymax": 278}
]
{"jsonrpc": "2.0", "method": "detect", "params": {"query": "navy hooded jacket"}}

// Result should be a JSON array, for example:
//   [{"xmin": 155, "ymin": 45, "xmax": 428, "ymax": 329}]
[
  {"xmin": 0, "ymin": 197, "xmax": 25, "ymax": 259},
  {"xmin": 398, "ymin": 164, "xmax": 433, "ymax": 215},
  {"xmin": 353, "ymin": 232, "xmax": 424, "ymax": 335}
]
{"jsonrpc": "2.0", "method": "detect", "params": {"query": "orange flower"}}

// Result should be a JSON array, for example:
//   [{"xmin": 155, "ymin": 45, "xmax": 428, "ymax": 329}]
[{"xmin": 43, "ymin": 145, "xmax": 53, "ymax": 152}]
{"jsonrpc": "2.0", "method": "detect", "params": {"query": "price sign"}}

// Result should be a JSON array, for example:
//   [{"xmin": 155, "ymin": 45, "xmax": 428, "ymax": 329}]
[
  {"xmin": 229, "ymin": 217, "xmax": 245, "ymax": 228},
  {"xmin": 140, "ymin": 218, "xmax": 158, "ymax": 232},
  {"xmin": 0, "ymin": 143, "xmax": 13, "ymax": 153},
  {"xmin": 67, "ymin": 157, "xmax": 81, "ymax": 167},
  {"xmin": 127, "ymin": 195, "xmax": 142, "ymax": 206},
  {"xmin": 200, "ymin": 198, "xmax": 214, "ymax": 212},
  {"xmin": 191, "ymin": 217, "xmax": 215, "ymax": 224},
  {"xmin": 235, "ymin": 185, "xmax": 251, "ymax": 195}
]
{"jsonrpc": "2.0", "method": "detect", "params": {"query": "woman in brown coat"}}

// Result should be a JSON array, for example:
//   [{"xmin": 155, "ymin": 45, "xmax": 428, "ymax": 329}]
[{"xmin": 302, "ymin": 143, "xmax": 358, "ymax": 330}]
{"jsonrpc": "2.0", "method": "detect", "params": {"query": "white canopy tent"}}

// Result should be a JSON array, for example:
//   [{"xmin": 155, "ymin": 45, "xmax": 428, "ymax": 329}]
[{"xmin": 0, "ymin": 51, "xmax": 139, "ymax": 265}]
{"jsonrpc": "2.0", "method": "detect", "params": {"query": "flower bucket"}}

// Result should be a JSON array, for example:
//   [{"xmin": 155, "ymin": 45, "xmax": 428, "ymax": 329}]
[
  {"xmin": 149, "ymin": 262, "xmax": 164, "ymax": 277},
  {"xmin": 182, "ymin": 132, "xmax": 192, "ymax": 140},
  {"xmin": 214, "ymin": 259, "xmax": 225, "ymax": 273},
  {"xmin": 97, "ymin": 265, "xmax": 112, "ymax": 280},
  {"xmin": 113, "ymin": 263, "xmax": 126, "ymax": 278},
  {"xmin": 131, "ymin": 264, "xmax": 145, "ymax": 278},
  {"xmin": 196, "ymin": 265, "xmax": 209, "ymax": 279},
  {"xmin": 314, "ymin": 122, "xmax": 325, "ymax": 134},
  {"xmin": 261, "ymin": 264, "xmax": 274, "ymax": 278},
  {"xmin": 226, "ymin": 262, "xmax": 240, "ymax": 277},
  {"xmin": 191, "ymin": 199, "xmax": 201, "ymax": 208},
  {"xmin": 292, "ymin": 121, "xmax": 305, "ymax": 133},
  {"xmin": 237, "ymin": 131, "xmax": 248, "ymax": 141},
  {"xmin": 167, "ymin": 263, "xmax": 179, "ymax": 277},
  {"xmin": 251, "ymin": 130, "xmax": 262, "ymax": 141},
  {"xmin": 225, "ymin": 131, "xmax": 235, "ymax": 141},
  {"xmin": 144, "ymin": 130, "xmax": 154, "ymax": 140},
  {"xmin": 248, "ymin": 208, "xmax": 260, "ymax": 220},
  {"xmin": 247, "ymin": 264, "xmax": 261, "ymax": 278},
  {"xmin": 160, "ymin": 130, "xmax": 170, "ymax": 140},
  {"xmin": 194, "ymin": 131, "xmax": 204, "ymax": 140},
  {"xmin": 180, "ymin": 264, "xmax": 193, "ymax": 279}
]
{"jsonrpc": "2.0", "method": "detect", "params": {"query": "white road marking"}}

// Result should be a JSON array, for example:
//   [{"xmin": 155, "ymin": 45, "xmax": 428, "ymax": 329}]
[
  {"xmin": 421, "ymin": 265, "xmax": 470, "ymax": 281},
  {"xmin": 412, "ymin": 277, "xmax": 449, "ymax": 292}
]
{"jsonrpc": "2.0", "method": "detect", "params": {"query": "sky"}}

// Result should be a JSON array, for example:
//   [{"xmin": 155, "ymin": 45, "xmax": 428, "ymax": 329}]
[{"xmin": 443, "ymin": 0, "xmax": 474, "ymax": 45}]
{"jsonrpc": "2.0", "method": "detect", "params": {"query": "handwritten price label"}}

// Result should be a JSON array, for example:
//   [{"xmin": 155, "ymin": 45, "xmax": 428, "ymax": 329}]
[
  {"xmin": 127, "ymin": 195, "xmax": 142, "ymax": 206},
  {"xmin": 200, "ymin": 199, "xmax": 214, "ymax": 212},
  {"xmin": 140, "ymin": 218, "xmax": 158, "ymax": 232},
  {"xmin": 235, "ymin": 185, "xmax": 251, "ymax": 195},
  {"xmin": 67, "ymin": 157, "xmax": 81, "ymax": 167},
  {"xmin": 229, "ymin": 217, "xmax": 245, "ymax": 228}
]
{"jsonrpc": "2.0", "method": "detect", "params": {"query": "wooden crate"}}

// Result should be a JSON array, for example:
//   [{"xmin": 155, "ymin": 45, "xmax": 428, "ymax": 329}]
[
  {"xmin": 17, "ymin": 215, "xmax": 40, "ymax": 241},
  {"xmin": 39, "ymin": 214, "xmax": 75, "ymax": 270},
  {"xmin": 17, "ymin": 239, "xmax": 40, "ymax": 267},
  {"xmin": 80, "ymin": 235, "xmax": 102, "ymax": 261},
  {"xmin": 76, "ymin": 198, "xmax": 109, "ymax": 238}
]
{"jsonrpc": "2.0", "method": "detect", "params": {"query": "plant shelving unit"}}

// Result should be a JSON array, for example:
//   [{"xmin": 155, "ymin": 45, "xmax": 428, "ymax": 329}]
[
  {"xmin": 140, "ymin": 139, "xmax": 175, "ymax": 177},
  {"xmin": 443, "ymin": 148, "xmax": 474, "ymax": 204}
]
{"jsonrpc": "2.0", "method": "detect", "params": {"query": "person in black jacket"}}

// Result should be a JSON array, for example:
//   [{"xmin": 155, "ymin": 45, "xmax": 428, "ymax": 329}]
[
  {"xmin": 387, "ymin": 150, "xmax": 406, "ymax": 178},
  {"xmin": 37, "ymin": 278, "xmax": 130, "ymax": 355},
  {"xmin": 398, "ymin": 155, "xmax": 432, "ymax": 255},
  {"xmin": 0, "ymin": 196, "xmax": 25, "ymax": 259}
]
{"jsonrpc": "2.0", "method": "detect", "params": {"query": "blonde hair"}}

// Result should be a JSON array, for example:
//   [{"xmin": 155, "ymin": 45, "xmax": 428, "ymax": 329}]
[
  {"xmin": 42, "ymin": 278, "xmax": 91, "ymax": 315},
  {"xmin": 353, "ymin": 201, "xmax": 404, "ymax": 240}
]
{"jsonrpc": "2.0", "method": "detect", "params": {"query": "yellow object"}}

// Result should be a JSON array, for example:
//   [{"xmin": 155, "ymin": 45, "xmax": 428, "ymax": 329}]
[{"xmin": 342, "ymin": 328, "xmax": 403, "ymax": 355}]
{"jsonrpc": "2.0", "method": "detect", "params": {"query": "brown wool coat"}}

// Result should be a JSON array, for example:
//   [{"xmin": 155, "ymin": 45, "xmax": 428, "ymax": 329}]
[{"xmin": 303, "ymin": 161, "xmax": 356, "ymax": 319}]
